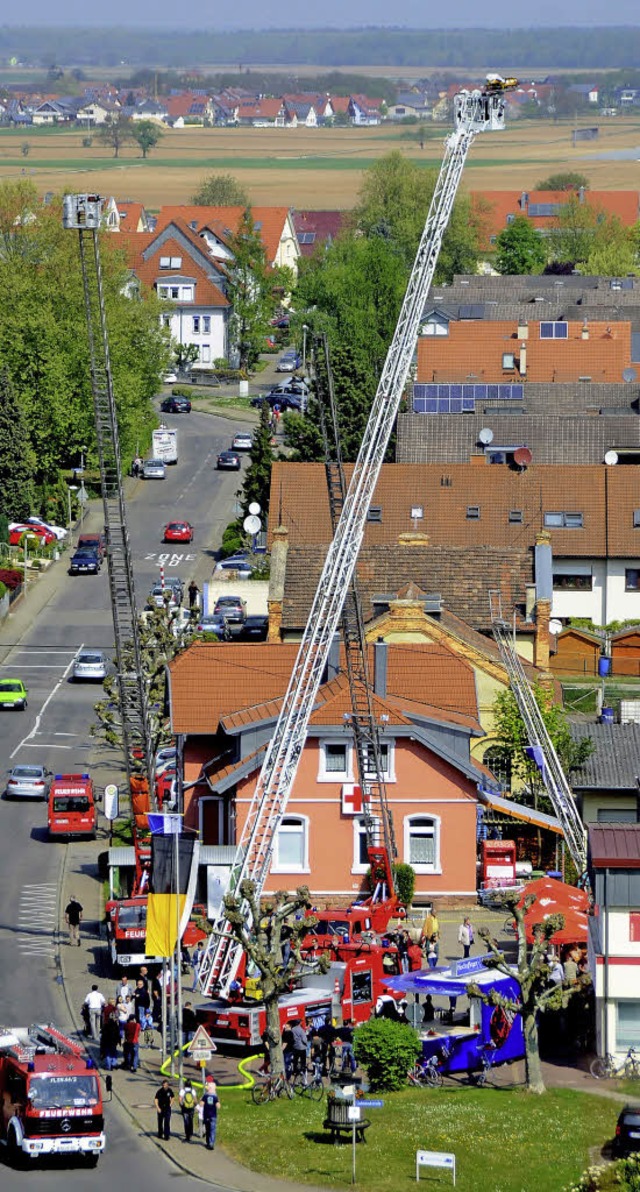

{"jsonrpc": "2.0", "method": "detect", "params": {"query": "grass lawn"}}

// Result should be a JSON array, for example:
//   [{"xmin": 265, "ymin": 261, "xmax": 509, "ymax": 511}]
[{"xmin": 219, "ymin": 1085, "xmax": 612, "ymax": 1191}]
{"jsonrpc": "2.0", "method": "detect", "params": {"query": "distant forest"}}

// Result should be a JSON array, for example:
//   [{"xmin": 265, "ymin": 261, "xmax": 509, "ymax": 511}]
[{"xmin": 3, "ymin": 26, "xmax": 640, "ymax": 71}]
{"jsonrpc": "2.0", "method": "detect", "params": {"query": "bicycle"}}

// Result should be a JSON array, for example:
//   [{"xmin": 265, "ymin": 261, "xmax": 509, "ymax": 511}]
[
  {"xmin": 292, "ymin": 1058, "xmax": 325, "ymax": 1101},
  {"xmin": 472, "ymin": 1042, "xmax": 497, "ymax": 1087},
  {"xmin": 408, "ymin": 1045, "xmax": 450, "ymax": 1089},
  {"xmin": 329, "ymin": 1041, "xmax": 357, "ymax": 1080},
  {"xmin": 590, "ymin": 1047, "xmax": 640, "ymax": 1080},
  {"xmin": 251, "ymin": 1071, "xmax": 295, "ymax": 1104}
]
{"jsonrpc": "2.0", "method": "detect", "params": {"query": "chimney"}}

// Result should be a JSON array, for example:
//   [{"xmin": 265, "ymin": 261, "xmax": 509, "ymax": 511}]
[
  {"xmin": 374, "ymin": 638, "xmax": 387, "ymax": 697},
  {"xmin": 534, "ymin": 530, "xmax": 553, "ymax": 602},
  {"xmin": 519, "ymin": 343, "xmax": 527, "ymax": 377},
  {"xmin": 326, "ymin": 633, "xmax": 341, "ymax": 682},
  {"xmin": 267, "ymin": 525, "xmax": 289, "ymax": 642},
  {"xmin": 525, "ymin": 583, "xmax": 536, "ymax": 622},
  {"xmin": 519, "ymin": 191, "xmax": 528, "ymax": 210},
  {"xmin": 578, "ymin": 186, "xmax": 585, "ymax": 204},
  {"xmin": 581, "ymin": 319, "xmax": 589, "ymax": 340},
  {"xmin": 534, "ymin": 597, "xmax": 551, "ymax": 670},
  {"xmin": 517, "ymin": 320, "xmax": 529, "ymax": 340}
]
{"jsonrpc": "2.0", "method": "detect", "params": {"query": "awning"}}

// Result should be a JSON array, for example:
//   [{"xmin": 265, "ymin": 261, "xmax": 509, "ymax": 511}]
[{"xmin": 479, "ymin": 791, "xmax": 562, "ymax": 834}]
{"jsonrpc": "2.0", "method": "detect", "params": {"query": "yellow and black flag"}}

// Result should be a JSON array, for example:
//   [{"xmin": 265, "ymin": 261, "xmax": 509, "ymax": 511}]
[{"xmin": 146, "ymin": 818, "xmax": 200, "ymax": 959}]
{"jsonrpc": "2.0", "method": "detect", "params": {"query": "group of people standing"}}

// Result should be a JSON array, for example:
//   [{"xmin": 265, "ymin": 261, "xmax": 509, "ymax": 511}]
[{"xmin": 155, "ymin": 1075, "xmax": 220, "ymax": 1149}]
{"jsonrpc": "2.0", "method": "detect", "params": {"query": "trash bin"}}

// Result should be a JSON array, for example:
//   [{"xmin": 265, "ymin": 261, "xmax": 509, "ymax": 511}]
[
  {"xmin": 600, "ymin": 707, "xmax": 614, "ymax": 724},
  {"xmin": 239, "ymin": 380, "xmax": 249, "ymax": 397}
]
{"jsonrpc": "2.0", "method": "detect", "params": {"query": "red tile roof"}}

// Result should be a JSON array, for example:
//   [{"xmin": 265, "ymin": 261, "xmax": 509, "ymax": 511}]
[
  {"xmin": 417, "ymin": 319, "xmax": 632, "ymax": 385},
  {"xmin": 115, "ymin": 200, "xmax": 147, "ymax": 233},
  {"xmin": 472, "ymin": 190, "xmax": 640, "ymax": 250},
  {"xmin": 236, "ymin": 98, "xmax": 285, "ymax": 121},
  {"xmin": 293, "ymin": 209, "xmax": 346, "ymax": 255},
  {"xmin": 119, "ymin": 228, "xmax": 228, "ymax": 308},
  {"xmin": 154, "ymin": 205, "xmax": 292, "ymax": 268}
]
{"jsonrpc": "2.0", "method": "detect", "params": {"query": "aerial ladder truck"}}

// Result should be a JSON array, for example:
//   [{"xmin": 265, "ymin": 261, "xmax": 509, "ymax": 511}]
[{"xmin": 198, "ymin": 75, "xmax": 519, "ymax": 998}]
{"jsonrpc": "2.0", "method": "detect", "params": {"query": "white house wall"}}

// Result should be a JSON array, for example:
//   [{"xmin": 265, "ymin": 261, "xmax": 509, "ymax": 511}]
[
  {"xmin": 552, "ymin": 558, "xmax": 640, "ymax": 625},
  {"xmin": 164, "ymin": 306, "xmax": 227, "ymax": 366}
]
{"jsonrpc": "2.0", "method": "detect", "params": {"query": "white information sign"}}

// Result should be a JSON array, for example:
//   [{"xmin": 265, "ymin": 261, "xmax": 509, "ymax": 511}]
[{"xmin": 416, "ymin": 1150, "xmax": 456, "ymax": 1185}]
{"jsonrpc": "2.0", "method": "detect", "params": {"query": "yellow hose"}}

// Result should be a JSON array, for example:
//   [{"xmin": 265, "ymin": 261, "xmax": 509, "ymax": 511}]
[{"xmin": 159, "ymin": 1044, "xmax": 257, "ymax": 1090}]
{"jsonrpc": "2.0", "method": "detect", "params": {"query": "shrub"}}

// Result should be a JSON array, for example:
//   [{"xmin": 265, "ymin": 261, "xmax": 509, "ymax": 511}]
[
  {"xmin": 0, "ymin": 512, "xmax": 8, "ymax": 543},
  {"xmin": 0, "ymin": 568, "xmax": 23, "ymax": 591},
  {"xmin": 392, "ymin": 862, "xmax": 416, "ymax": 909},
  {"xmin": 221, "ymin": 519, "xmax": 246, "ymax": 558},
  {"xmin": 0, "ymin": 580, "xmax": 6, "ymax": 598},
  {"xmin": 353, "ymin": 1018, "xmax": 421, "ymax": 1091},
  {"xmin": 171, "ymin": 385, "xmax": 196, "ymax": 397}
]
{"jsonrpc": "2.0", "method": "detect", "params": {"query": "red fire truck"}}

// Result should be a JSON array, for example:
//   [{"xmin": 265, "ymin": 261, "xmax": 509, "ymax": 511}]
[
  {"xmin": 196, "ymin": 941, "xmax": 400, "ymax": 1048},
  {"xmin": 0, "ymin": 1024, "xmax": 105, "ymax": 1164},
  {"xmin": 47, "ymin": 773, "xmax": 97, "ymax": 840},
  {"xmin": 105, "ymin": 896, "xmax": 208, "ymax": 971}
]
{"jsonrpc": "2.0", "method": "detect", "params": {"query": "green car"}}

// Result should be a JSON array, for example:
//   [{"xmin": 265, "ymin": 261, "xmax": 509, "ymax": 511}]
[{"xmin": 0, "ymin": 679, "xmax": 28, "ymax": 710}]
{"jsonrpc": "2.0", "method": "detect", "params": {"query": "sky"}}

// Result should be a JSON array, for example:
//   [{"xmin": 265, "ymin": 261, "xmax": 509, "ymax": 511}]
[{"xmin": 7, "ymin": 1, "xmax": 640, "ymax": 28}]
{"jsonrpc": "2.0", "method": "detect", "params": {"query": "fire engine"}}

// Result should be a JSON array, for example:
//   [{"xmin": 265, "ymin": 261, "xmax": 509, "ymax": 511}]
[
  {"xmin": 105, "ymin": 895, "xmax": 208, "ymax": 971},
  {"xmin": 47, "ymin": 773, "xmax": 97, "ymax": 840},
  {"xmin": 0, "ymin": 1024, "xmax": 105, "ymax": 1164}
]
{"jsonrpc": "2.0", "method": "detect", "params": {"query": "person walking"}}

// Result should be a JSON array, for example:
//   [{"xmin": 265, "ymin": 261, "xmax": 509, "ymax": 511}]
[
  {"xmin": 188, "ymin": 580, "xmax": 200, "ymax": 610},
  {"xmin": 154, "ymin": 1079, "xmax": 174, "ymax": 1140},
  {"xmin": 201, "ymin": 1079, "xmax": 220, "ymax": 1151},
  {"xmin": 458, "ymin": 916, "xmax": 474, "ymax": 959},
  {"xmin": 179, "ymin": 1078, "xmax": 197, "ymax": 1142},
  {"xmin": 65, "ymin": 895, "xmax": 83, "ymax": 947},
  {"xmin": 84, "ymin": 985, "xmax": 106, "ymax": 1041}
]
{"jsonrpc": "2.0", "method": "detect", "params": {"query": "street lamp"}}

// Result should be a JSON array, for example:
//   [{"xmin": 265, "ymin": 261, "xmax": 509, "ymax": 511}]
[
  {"xmin": 80, "ymin": 444, "xmax": 87, "ymax": 472},
  {"xmin": 302, "ymin": 323, "xmax": 309, "ymax": 374},
  {"xmin": 68, "ymin": 485, "xmax": 78, "ymax": 540}
]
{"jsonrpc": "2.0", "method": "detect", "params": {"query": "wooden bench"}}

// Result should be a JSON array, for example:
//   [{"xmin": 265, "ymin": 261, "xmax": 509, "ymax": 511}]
[{"xmin": 323, "ymin": 1098, "xmax": 371, "ymax": 1146}]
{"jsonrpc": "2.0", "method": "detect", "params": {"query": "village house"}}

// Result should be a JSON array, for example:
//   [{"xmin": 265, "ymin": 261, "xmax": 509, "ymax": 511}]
[
  {"xmin": 154, "ymin": 204, "xmax": 300, "ymax": 275},
  {"xmin": 587, "ymin": 825, "xmax": 640, "ymax": 1059},
  {"xmin": 471, "ymin": 189, "xmax": 640, "ymax": 252}
]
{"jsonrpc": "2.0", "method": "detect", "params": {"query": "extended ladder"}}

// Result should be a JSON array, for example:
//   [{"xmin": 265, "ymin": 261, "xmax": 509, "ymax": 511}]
[
  {"xmin": 313, "ymin": 333, "xmax": 396, "ymax": 894},
  {"xmin": 199, "ymin": 80, "xmax": 517, "ymax": 998},
  {"xmin": 63, "ymin": 194, "xmax": 153, "ymax": 788},
  {"xmin": 489, "ymin": 592, "xmax": 587, "ymax": 874}
]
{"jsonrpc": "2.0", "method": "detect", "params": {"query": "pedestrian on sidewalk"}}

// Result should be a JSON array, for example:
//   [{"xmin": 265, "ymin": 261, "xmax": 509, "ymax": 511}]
[
  {"xmin": 65, "ymin": 895, "xmax": 83, "ymax": 947},
  {"xmin": 179, "ymin": 1078, "xmax": 197, "ymax": 1142},
  {"xmin": 84, "ymin": 985, "xmax": 106, "ymax": 1041},
  {"xmin": 154, "ymin": 1079, "xmax": 174, "ymax": 1141},
  {"xmin": 134, "ymin": 979, "xmax": 150, "ymax": 1023},
  {"xmin": 426, "ymin": 935, "xmax": 439, "ymax": 969},
  {"xmin": 188, "ymin": 580, "xmax": 200, "ymax": 610},
  {"xmin": 115, "ymin": 974, "xmax": 134, "ymax": 1007},
  {"xmin": 182, "ymin": 1000, "xmax": 198, "ymax": 1049},
  {"xmin": 116, "ymin": 995, "xmax": 132, "ymax": 1040},
  {"xmin": 201, "ymin": 1078, "xmax": 220, "ymax": 1151},
  {"xmin": 123, "ymin": 1016, "xmax": 141, "ymax": 1071},
  {"xmin": 101, "ymin": 1015, "xmax": 120, "ymax": 1070},
  {"xmin": 458, "ymin": 916, "xmax": 474, "ymax": 959},
  {"xmin": 191, "ymin": 943, "xmax": 205, "ymax": 992}
]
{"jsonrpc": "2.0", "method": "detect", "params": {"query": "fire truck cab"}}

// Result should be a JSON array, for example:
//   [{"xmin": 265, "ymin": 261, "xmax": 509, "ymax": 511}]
[
  {"xmin": 48, "ymin": 774, "xmax": 97, "ymax": 840},
  {"xmin": 0, "ymin": 1024, "xmax": 105, "ymax": 1163},
  {"xmin": 105, "ymin": 896, "xmax": 208, "ymax": 971}
]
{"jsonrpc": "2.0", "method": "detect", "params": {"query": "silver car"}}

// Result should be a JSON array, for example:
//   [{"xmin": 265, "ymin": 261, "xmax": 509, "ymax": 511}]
[
  {"xmin": 72, "ymin": 650, "xmax": 109, "ymax": 681},
  {"xmin": 5, "ymin": 764, "xmax": 51, "ymax": 800},
  {"xmin": 142, "ymin": 458, "xmax": 166, "ymax": 479}
]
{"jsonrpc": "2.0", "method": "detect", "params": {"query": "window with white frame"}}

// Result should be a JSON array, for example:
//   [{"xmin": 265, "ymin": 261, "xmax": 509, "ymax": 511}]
[
  {"xmin": 201, "ymin": 345, "xmax": 211, "ymax": 363},
  {"xmin": 352, "ymin": 816, "xmax": 381, "ymax": 873},
  {"xmin": 273, "ymin": 815, "xmax": 308, "ymax": 872},
  {"xmin": 404, "ymin": 815, "xmax": 440, "ymax": 872},
  {"xmin": 180, "ymin": 285, "xmax": 194, "ymax": 302},
  {"xmin": 319, "ymin": 740, "xmax": 352, "ymax": 781},
  {"xmin": 202, "ymin": 315, "xmax": 211, "ymax": 333},
  {"xmin": 364, "ymin": 742, "xmax": 393, "ymax": 780},
  {"xmin": 617, "ymin": 1001, "xmax": 640, "ymax": 1050},
  {"xmin": 162, "ymin": 314, "xmax": 171, "ymax": 328},
  {"xmin": 192, "ymin": 316, "xmax": 200, "ymax": 334}
]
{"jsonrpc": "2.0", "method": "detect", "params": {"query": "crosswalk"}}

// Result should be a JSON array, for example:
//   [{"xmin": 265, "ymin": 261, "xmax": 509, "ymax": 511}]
[{"xmin": 17, "ymin": 883, "xmax": 58, "ymax": 959}]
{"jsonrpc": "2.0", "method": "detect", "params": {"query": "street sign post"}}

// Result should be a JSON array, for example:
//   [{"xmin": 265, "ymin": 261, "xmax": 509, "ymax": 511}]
[
  {"xmin": 359, "ymin": 1099, "xmax": 384, "ymax": 1108},
  {"xmin": 187, "ymin": 1023, "xmax": 217, "ymax": 1066}
]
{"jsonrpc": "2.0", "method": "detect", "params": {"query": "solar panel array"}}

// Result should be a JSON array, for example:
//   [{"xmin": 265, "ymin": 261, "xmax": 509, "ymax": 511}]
[
  {"xmin": 527, "ymin": 203, "xmax": 563, "ymax": 217},
  {"xmin": 412, "ymin": 383, "xmax": 524, "ymax": 413}
]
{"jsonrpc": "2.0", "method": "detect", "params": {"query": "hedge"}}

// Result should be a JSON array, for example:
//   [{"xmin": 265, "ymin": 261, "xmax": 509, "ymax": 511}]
[{"xmin": 0, "ymin": 568, "xmax": 23, "ymax": 591}]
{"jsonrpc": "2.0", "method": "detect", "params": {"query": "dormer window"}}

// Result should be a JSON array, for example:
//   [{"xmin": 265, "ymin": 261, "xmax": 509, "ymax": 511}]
[
  {"xmin": 367, "ymin": 506, "xmax": 383, "ymax": 523},
  {"xmin": 466, "ymin": 505, "xmax": 480, "ymax": 520},
  {"xmin": 502, "ymin": 353, "xmax": 515, "ymax": 370}
]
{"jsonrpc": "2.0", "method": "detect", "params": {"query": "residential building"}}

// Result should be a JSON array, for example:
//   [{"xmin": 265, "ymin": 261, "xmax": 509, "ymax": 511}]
[
  {"xmin": 349, "ymin": 95, "xmax": 383, "ymax": 125},
  {"xmin": 168, "ymin": 638, "xmax": 489, "ymax": 904},
  {"xmin": 387, "ymin": 91, "xmax": 431, "ymax": 120},
  {"xmin": 571, "ymin": 724, "xmax": 640, "ymax": 825},
  {"xmin": 292, "ymin": 210, "xmax": 346, "ymax": 257},
  {"xmin": 154, "ymin": 205, "xmax": 300, "ymax": 275},
  {"xmin": 470, "ymin": 189, "xmax": 640, "ymax": 252},
  {"xmin": 587, "ymin": 825, "xmax": 640, "ymax": 1058}
]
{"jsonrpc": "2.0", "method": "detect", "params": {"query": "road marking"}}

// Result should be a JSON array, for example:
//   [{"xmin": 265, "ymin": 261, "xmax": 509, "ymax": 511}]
[
  {"xmin": 17, "ymin": 883, "xmax": 58, "ymax": 958},
  {"xmin": 9, "ymin": 646, "xmax": 83, "ymax": 760},
  {"xmin": 0, "ymin": 665, "xmax": 76, "ymax": 669}
]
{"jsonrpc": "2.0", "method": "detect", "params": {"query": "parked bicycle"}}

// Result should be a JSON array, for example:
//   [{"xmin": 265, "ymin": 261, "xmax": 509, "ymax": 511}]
[
  {"xmin": 590, "ymin": 1047, "xmax": 640, "ymax": 1080},
  {"xmin": 329, "ymin": 1040, "xmax": 357, "ymax": 1080},
  {"xmin": 292, "ymin": 1057, "xmax": 325, "ymax": 1101},
  {"xmin": 472, "ymin": 1042, "xmax": 497, "ymax": 1087},
  {"xmin": 408, "ymin": 1044, "xmax": 450, "ymax": 1089},
  {"xmin": 251, "ymin": 1071, "xmax": 295, "ymax": 1104}
]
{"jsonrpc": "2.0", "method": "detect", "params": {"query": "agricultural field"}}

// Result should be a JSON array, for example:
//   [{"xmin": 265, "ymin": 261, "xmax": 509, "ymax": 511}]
[{"xmin": 0, "ymin": 116, "xmax": 639, "ymax": 211}]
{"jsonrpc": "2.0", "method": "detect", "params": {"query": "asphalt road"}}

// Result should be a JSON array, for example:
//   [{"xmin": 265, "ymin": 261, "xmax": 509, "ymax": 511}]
[{"xmin": 0, "ymin": 407, "xmax": 250, "ymax": 1187}]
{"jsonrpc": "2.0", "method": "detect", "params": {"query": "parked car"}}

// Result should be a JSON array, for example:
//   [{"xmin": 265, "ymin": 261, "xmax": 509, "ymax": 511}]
[
  {"xmin": 69, "ymin": 548, "xmax": 101, "ymax": 575},
  {"xmin": 142, "ymin": 458, "xmax": 166, "ymax": 480},
  {"xmin": 147, "ymin": 584, "xmax": 180, "ymax": 610},
  {"xmin": 0, "ymin": 678, "xmax": 28, "ymax": 710},
  {"xmin": 77, "ymin": 532, "xmax": 106, "ymax": 560},
  {"xmin": 277, "ymin": 350, "xmax": 302, "ymax": 372},
  {"xmin": 72, "ymin": 650, "xmax": 109, "ymax": 681},
  {"xmin": 235, "ymin": 614, "xmax": 269, "ymax": 641},
  {"xmin": 5, "ymin": 764, "xmax": 50, "ymax": 800},
  {"xmin": 161, "ymin": 395, "xmax": 191, "ymax": 413},
  {"xmin": 163, "ymin": 521, "xmax": 194, "ymax": 543},
  {"xmin": 214, "ymin": 595, "xmax": 247, "ymax": 624},
  {"xmin": 26, "ymin": 516, "xmax": 68, "ymax": 541},
  {"xmin": 270, "ymin": 315, "xmax": 290, "ymax": 329},
  {"xmin": 216, "ymin": 450, "xmax": 241, "ymax": 471},
  {"xmin": 9, "ymin": 523, "xmax": 56, "ymax": 547},
  {"xmin": 155, "ymin": 746, "xmax": 177, "ymax": 775},
  {"xmin": 162, "ymin": 370, "xmax": 178, "ymax": 383},
  {"xmin": 214, "ymin": 556, "xmax": 254, "ymax": 578},
  {"xmin": 164, "ymin": 576, "xmax": 184, "ymax": 603},
  {"xmin": 195, "ymin": 613, "xmax": 231, "ymax": 639},
  {"xmin": 614, "ymin": 1105, "xmax": 640, "ymax": 1157},
  {"xmin": 251, "ymin": 392, "xmax": 302, "ymax": 412},
  {"xmin": 232, "ymin": 432, "xmax": 253, "ymax": 452}
]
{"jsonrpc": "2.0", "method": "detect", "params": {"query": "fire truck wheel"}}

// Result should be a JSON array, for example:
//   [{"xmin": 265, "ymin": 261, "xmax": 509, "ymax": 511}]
[
  {"xmin": 84, "ymin": 1154, "xmax": 100, "ymax": 1167},
  {"xmin": 7, "ymin": 1128, "xmax": 26, "ymax": 1168}
]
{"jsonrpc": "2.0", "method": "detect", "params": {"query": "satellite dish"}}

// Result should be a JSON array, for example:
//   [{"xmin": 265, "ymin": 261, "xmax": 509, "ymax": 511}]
[
  {"xmin": 604, "ymin": 450, "xmax": 619, "ymax": 466},
  {"xmin": 623, "ymin": 368, "xmax": 637, "ymax": 383},
  {"xmin": 478, "ymin": 427, "xmax": 494, "ymax": 445},
  {"xmin": 243, "ymin": 514, "xmax": 261, "ymax": 535},
  {"xmin": 513, "ymin": 446, "xmax": 533, "ymax": 468},
  {"xmin": 248, "ymin": 501, "xmax": 261, "ymax": 516},
  {"xmin": 549, "ymin": 620, "xmax": 563, "ymax": 636}
]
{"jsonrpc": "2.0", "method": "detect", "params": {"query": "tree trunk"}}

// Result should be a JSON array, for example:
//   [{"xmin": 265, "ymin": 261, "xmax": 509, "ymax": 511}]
[
  {"xmin": 523, "ymin": 1009, "xmax": 546, "ymax": 1094},
  {"xmin": 264, "ymin": 994, "xmax": 284, "ymax": 1077}
]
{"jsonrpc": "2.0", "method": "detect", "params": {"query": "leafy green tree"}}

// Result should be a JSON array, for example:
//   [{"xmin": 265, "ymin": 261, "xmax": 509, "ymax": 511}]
[
  {"xmin": 353, "ymin": 1018, "xmax": 421, "ymax": 1091},
  {"xmin": 468, "ymin": 890, "xmax": 591, "ymax": 1094},
  {"xmin": 174, "ymin": 343, "xmax": 199, "ymax": 372},
  {"xmin": 240, "ymin": 401, "xmax": 274, "ymax": 516},
  {"xmin": 227, "ymin": 209, "xmax": 273, "ymax": 370},
  {"xmin": 495, "ymin": 216, "xmax": 547, "ymax": 275},
  {"xmin": 190, "ymin": 173, "xmax": 250, "ymax": 207},
  {"xmin": 98, "ymin": 113, "xmax": 132, "ymax": 158},
  {"xmin": 0, "ymin": 369, "xmax": 36, "ymax": 521},
  {"xmin": 536, "ymin": 172, "xmax": 590, "ymax": 192},
  {"xmin": 130, "ymin": 119, "xmax": 163, "ymax": 159},
  {"xmin": 391, "ymin": 862, "xmax": 415, "ymax": 908},
  {"xmin": 491, "ymin": 684, "xmax": 594, "ymax": 793}
]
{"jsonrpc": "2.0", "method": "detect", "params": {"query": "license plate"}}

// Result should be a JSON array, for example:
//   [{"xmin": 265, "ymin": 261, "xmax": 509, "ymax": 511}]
[{"xmin": 629, "ymin": 1131, "xmax": 640, "ymax": 1139}]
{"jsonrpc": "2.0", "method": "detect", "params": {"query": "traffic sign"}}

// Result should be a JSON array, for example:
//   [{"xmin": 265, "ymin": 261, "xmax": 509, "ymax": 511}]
[
  {"xmin": 190, "ymin": 1049, "xmax": 212, "ymax": 1062},
  {"xmin": 359, "ymin": 1099, "xmax": 384, "ymax": 1108},
  {"xmin": 187, "ymin": 1024, "xmax": 216, "ymax": 1054}
]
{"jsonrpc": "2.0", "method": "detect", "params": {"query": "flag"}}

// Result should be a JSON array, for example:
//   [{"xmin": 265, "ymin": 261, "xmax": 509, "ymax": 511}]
[
  {"xmin": 146, "ymin": 834, "xmax": 200, "ymax": 959},
  {"xmin": 148, "ymin": 813, "xmax": 182, "ymax": 835},
  {"xmin": 524, "ymin": 745, "xmax": 546, "ymax": 777}
]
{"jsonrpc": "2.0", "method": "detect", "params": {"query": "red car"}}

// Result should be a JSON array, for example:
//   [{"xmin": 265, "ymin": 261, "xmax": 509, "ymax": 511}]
[
  {"xmin": 9, "ymin": 524, "xmax": 56, "ymax": 546},
  {"xmin": 163, "ymin": 521, "xmax": 194, "ymax": 543}
]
